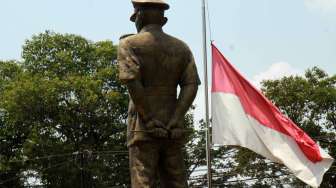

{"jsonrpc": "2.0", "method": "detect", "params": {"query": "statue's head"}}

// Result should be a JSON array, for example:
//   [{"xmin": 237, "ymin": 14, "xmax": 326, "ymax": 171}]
[{"xmin": 130, "ymin": 0, "xmax": 169, "ymax": 32}]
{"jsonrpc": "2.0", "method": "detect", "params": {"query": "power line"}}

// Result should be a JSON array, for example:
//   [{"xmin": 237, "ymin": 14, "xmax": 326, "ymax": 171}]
[
  {"xmin": 0, "ymin": 158, "xmax": 75, "ymax": 185},
  {"xmin": 189, "ymin": 170, "xmax": 336, "ymax": 184},
  {"xmin": 190, "ymin": 173, "xmax": 295, "ymax": 185},
  {"xmin": 6, "ymin": 152, "xmax": 78, "ymax": 164},
  {"xmin": 3, "ymin": 146, "xmax": 239, "ymax": 164},
  {"xmin": 4, "ymin": 150, "xmax": 129, "ymax": 164}
]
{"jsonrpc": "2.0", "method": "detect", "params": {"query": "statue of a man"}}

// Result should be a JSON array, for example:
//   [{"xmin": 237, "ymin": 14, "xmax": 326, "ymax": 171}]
[{"xmin": 118, "ymin": 0, "xmax": 200, "ymax": 187}]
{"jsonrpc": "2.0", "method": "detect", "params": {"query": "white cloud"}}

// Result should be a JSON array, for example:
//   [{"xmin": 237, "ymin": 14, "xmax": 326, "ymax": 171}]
[
  {"xmin": 304, "ymin": 0, "xmax": 336, "ymax": 12},
  {"xmin": 252, "ymin": 62, "xmax": 302, "ymax": 88}
]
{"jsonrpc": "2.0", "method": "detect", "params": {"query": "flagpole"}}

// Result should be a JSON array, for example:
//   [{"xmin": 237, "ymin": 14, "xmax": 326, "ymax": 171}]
[{"xmin": 201, "ymin": 0, "xmax": 212, "ymax": 187}]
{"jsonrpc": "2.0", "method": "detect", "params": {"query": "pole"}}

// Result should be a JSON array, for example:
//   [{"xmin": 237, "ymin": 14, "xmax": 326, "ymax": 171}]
[
  {"xmin": 80, "ymin": 152, "xmax": 84, "ymax": 188},
  {"xmin": 201, "ymin": 0, "xmax": 212, "ymax": 187}
]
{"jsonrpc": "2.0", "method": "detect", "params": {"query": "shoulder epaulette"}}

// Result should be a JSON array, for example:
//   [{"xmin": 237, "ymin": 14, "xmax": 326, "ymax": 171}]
[{"xmin": 119, "ymin": 34, "xmax": 135, "ymax": 40}]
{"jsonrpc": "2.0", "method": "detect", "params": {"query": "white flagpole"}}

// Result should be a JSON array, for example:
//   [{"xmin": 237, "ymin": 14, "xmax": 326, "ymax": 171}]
[{"xmin": 201, "ymin": 0, "xmax": 212, "ymax": 187}]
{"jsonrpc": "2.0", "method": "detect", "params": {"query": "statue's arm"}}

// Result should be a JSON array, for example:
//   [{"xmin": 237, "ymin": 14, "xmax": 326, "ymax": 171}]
[
  {"xmin": 167, "ymin": 51, "xmax": 200, "ymax": 131},
  {"xmin": 168, "ymin": 84, "xmax": 198, "ymax": 128},
  {"xmin": 126, "ymin": 80, "xmax": 152, "ymax": 122},
  {"xmin": 118, "ymin": 39, "xmax": 151, "ymax": 122}
]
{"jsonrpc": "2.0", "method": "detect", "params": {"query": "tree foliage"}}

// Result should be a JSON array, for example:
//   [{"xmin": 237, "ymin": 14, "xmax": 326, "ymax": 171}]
[
  {"xmin": 0, "ymin": 31, "xmax": 130, "ymax": 187},
  {"xmin": 0, "ymin": 60, "xmax": 25, "ymax": 188}
]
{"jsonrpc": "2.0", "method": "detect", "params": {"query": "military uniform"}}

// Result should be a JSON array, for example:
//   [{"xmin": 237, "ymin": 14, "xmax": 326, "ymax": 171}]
[{"xmin": 118, "ymin": 1, "xmax": 200, "ymax": 187}]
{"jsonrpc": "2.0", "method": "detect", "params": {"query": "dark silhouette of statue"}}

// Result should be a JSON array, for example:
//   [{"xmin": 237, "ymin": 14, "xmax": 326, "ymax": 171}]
[{"xmin": 118, "ymin": 0, "xmax": 200, "ymax": 187}]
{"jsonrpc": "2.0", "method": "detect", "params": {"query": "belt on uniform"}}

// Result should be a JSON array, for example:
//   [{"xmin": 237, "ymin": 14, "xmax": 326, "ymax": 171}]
[{"xmin": 144, "ymin": 86, "xmax": 177, "ymax": 96}]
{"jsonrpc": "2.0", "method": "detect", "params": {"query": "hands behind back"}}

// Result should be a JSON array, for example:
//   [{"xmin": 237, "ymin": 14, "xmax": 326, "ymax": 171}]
[
  {"xmin": 146, "ymin": 119, "xmax": 169, "ymax": 138},
  {"xmin": 145, "ymin": 118, "xmax": 185, "ymax": 139},
  {"xmin": 167, "ymin": 118, "xmax": 185, "ymax": 139}
]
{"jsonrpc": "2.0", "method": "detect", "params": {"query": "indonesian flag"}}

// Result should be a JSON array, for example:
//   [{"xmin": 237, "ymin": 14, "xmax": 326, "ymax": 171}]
[{"xmin": 211, "ymin": 43, "xmax": 334, "ymax": 187}]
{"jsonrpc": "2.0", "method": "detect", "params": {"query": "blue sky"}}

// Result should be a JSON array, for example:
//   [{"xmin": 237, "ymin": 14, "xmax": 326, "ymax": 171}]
[{"xmin": 1, "ymin": 0, "xmax": 335, "ymax": 121}]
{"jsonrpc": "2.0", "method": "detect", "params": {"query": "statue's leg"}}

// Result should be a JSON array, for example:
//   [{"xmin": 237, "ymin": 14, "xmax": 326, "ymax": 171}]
[
  {"xmin": 129, "ymin": 141, "xmax": 160, "ymax": 188},
  {"xmin": 159, "ymin": 141, "xmax": 188, "ymax": 188}
]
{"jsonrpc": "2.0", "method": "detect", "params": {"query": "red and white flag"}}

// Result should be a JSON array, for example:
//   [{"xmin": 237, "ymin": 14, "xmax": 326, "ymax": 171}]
[{"xmin": 211, "ymin": 43, "xmax": 334, "ymax": 187}]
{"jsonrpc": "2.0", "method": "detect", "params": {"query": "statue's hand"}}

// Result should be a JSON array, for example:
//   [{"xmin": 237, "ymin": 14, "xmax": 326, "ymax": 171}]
[
  {"xmin": 150, "ymin": 128, "xmax": 169, "ymax": 138},
  {"xmin": 167, "ymin": 118, "xmax": 185, "ymax": 139},
  {"xmin": 170, "ymin": 128, "xmax": 185, "ymax": 139},
  {"xmin": 146, "ymin": 119, "xmax": 168, "ymax": 138},
  {"xmin": 167, "ymin": 117, "xmax": 180, "ymax": 130}
]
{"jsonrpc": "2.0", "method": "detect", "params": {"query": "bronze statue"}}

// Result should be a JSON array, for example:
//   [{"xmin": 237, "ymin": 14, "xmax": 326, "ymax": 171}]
[{"xmin": 118, "ymin": 0, "xmax": 200, "ymax": 187}]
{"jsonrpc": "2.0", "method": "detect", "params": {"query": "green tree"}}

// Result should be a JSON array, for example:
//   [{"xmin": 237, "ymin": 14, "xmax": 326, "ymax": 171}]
[
  {"xmin": 1, "ymin": 31, "xmax": 130, "ymax": 187},
  {"xmin": 0, "ymin": 61, "xmax": 25, "ymax": 188}
]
